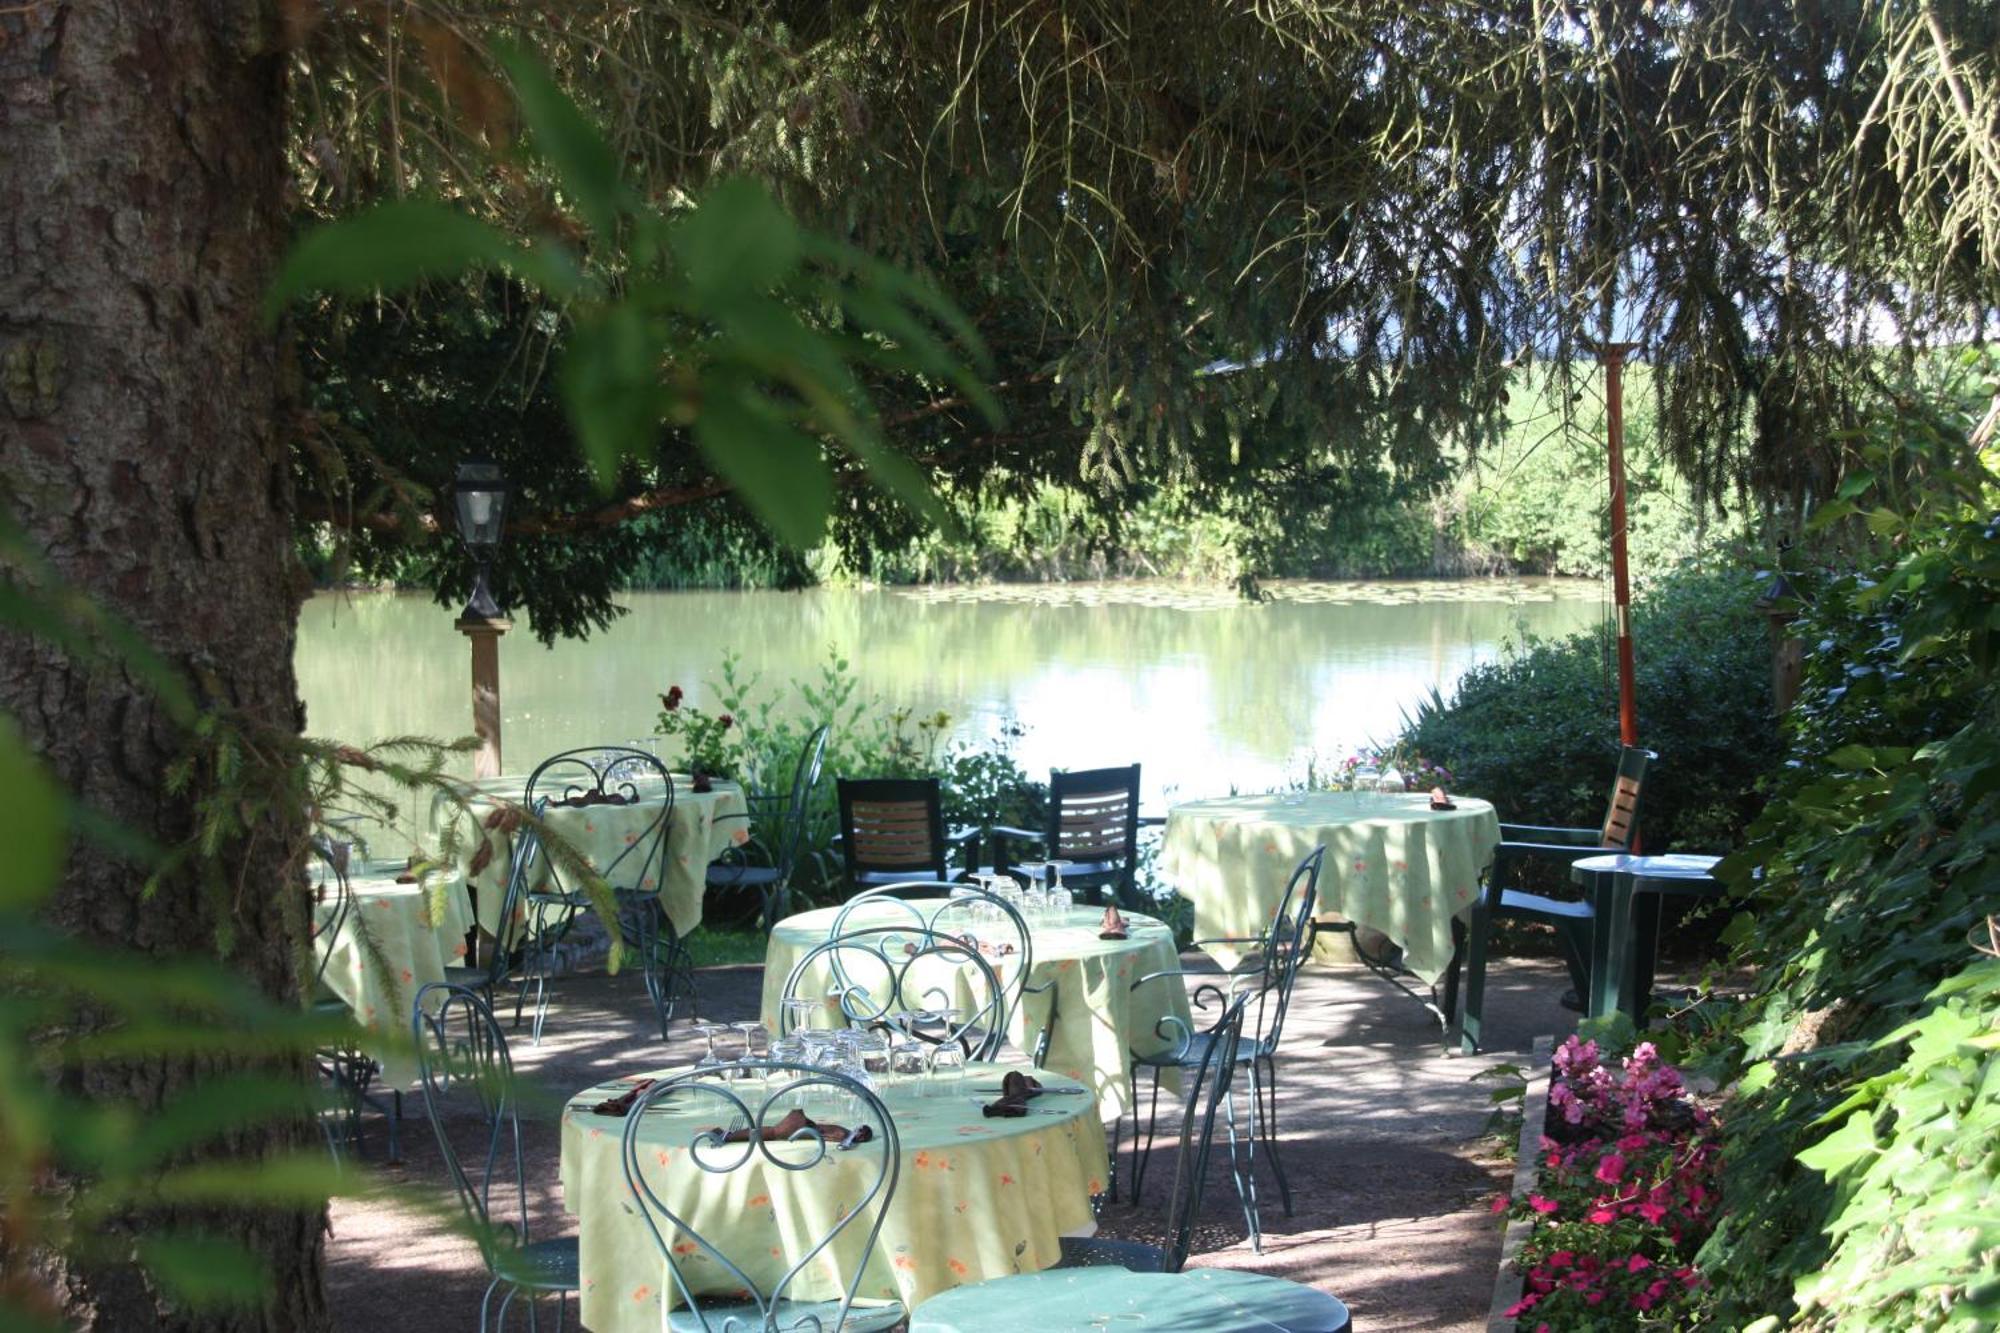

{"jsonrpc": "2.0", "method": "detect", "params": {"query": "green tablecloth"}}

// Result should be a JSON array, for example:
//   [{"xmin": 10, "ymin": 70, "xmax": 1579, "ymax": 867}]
[
  {"xmin": 432, "ymin": 774, "xmax": 748, "ymax": 941},
  {"xmin": 313, "ymin": 867, "xmax": 474, "ymax": 1084},
  {"xmin": 1160, "ymin": 791, "xmax": 1500, "ymax": 984},
  {"xmin": 560, "ymin": 1059, "xmax": 1109, "ymax": 1330},
  {"xmin": 760, "ymin": 900, "xmax": 1193, "ymax": 1121}
]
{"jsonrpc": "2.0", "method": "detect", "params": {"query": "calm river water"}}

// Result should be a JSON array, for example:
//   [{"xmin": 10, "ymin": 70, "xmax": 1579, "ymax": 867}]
[{"xmin": 297, "ymin": 579, "xmax": 1600, "ymax": 811}]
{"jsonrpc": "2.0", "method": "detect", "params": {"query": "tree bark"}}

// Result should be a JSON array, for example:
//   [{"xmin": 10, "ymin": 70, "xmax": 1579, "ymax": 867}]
[{"xmin": 0, "ymin": 2, "xmax": 327, "ymax": 1328}]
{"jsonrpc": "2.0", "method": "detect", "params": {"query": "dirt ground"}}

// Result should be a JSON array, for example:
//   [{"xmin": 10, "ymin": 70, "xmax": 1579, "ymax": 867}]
[{"xmin": 324, "ymin": 951, "xmax": 1578, "ymax": 1331}]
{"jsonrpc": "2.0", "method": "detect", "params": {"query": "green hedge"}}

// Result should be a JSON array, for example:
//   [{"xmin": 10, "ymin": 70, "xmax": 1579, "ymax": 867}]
[{"xmin": 1397, "ymin": 562, "xmax": 1780, "ymax": 854}]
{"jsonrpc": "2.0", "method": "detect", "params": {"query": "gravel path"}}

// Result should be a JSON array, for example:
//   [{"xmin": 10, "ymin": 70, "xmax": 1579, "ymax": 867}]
[{"xmin": 324, "ymin": 951, "xmax": 1574, "ymax": 1331}]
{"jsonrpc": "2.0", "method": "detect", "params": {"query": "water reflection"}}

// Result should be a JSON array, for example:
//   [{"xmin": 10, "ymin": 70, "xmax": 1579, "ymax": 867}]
[{"xmin": 297, "ymin": 580, "xmax": 1601, "ymax": 807}]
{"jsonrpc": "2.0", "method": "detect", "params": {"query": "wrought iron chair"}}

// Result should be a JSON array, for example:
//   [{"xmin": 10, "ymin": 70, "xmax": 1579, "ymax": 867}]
[
  {"xmin": 780, "ymin": 924, "xmax": 1009, "ymax": 1061},
  {"xmin": 707, "ymin": 724, "xmax": 829, "ymax": 933},
  {"xmin": 835, "ymin": 777, "xmax": 978, "ymax": 891},
  {"xmin": 833, "ymin": 881, "xmax": 1058, "ymax": 1065},
  {"xmin": 1058, "ymin": 991, "xmax": 1251, "ymax": 1274},
  {"xmin": 622, "ymin": 1061, "xmax": 904, "ymax": 1332},
  {"xmin": 308, "ymin": 839, "xmax": 365, "ymax": 1157},
  {"xmin": 1452, "ymin": 745, "xmax": 1658, "ymax": 1053},
  {"xmin": 444, "ymin": 813, "xmax": 544, "ymax": 1015},
  {"xmin": 1123, "ymin": 845, "xmax": 1323, "ymax": 1233},
  {"xmin": 988, "ymin": 763, "xmax": 1143, "ymax": 907},
  {"xmin": 909, "ymin": 992, "xmax": 1349, "ymax": 1333},
  {"xmin": 411, "ymin": 982, "xmax": 578, "ymax": 1332},
  {"xmin": 519, "ymin": 747, "xmax": 682, "ymax": 1044}
]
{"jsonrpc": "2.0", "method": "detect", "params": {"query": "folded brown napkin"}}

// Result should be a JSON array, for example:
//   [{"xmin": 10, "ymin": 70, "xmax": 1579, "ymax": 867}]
[
  {"xmin": 561, "ymin": 791, "xmax": 632, "ymax": 808},
  {"xmin": 1098, "ymin": 904, "xmax": 1129, "ymax": 941},
  {"xmin": 589, "ymin": 1078, "xmax": 656, "ymax": 1116},
  {"xmin": 691, "ymin": 774, "xmax": 714, "ymax": 793},
  {"xmin": 394, "ymin": 873, "xmax": 419, "ymax": 884},
  {"xmin": 707, "ymin": 1107, "xmax": 873, "ymax": 1146},
  {"xmin": 982, "ymin": 1070, "xmax": 1044, "ymax": 1118},
  {"xmin": 1428, "ymin": 786, "xmax": 1457, "ymax": 811}
]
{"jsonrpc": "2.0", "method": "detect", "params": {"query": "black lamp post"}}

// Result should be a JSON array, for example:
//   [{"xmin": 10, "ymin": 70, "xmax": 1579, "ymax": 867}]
[
  {"xmin": 452, "ymin": 460, "xmax": 510, "ymax": 620},
  {"xmin": 451, "ymin": 460, "xmax": 512, "ymax": 777}
]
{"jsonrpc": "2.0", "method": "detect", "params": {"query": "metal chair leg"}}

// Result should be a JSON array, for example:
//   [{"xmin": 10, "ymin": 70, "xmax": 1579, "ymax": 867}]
[
  {"xmin": 1253, "ymin": 1054, "xmax": 1292, "ymax": 1216},
  {"xmin": 494, "ymin": 1284, "xmax": 518, "ymax": 1333},
  {"xmin": 1223, "ymin": 1076, "xmax": 1264, "ymax": 1253},
  {"xmin": 479, "ymin": 1278, "xmax": 502, "ymax": 1333},
  {"xmin": 1129, "ymin": 1064, "xmax": 1164, "ymax": 1205}
]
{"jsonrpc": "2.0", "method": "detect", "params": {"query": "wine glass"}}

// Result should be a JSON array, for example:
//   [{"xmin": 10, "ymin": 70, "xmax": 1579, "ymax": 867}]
[
  {"xmin": 890, "ymin": 1040, "xmax": 929, "ymax": 1090},
  {"xmin": 690, "ymin": 1023, "xmax": 725, "ymax": 1077},
  {"xmin": 925, "ymin": 1042, "xmax": 966, "ymax": 1098},
  {"xmin": 781, "ymin": 995, "xmax": 820, "ymax": 1038}
]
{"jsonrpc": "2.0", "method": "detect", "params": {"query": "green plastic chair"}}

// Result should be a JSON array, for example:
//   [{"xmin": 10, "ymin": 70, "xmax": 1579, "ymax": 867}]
[{"xmin": 1452, "ymin": 744, "xmax": 1657, "ymax": 1053}]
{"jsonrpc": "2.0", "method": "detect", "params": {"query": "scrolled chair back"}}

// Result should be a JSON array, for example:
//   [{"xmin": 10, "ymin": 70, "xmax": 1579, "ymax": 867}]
[
  {"xmin": 1247, "ymin": 844, "xmax": 1324, "ymax": 1050},
  {"xmin": 524, "ymin": 745, "xmax": 675, "ymax": 897},
  {"xmin": 621, "ymin": 1061, "xmax": 901, "ymax": 1330},
  {"xmin": 780, "ymin": 925, "xmax": 1008, "ymax": 1059},
  {"xmin": 411, "ymin": 982, "xmax": 529, "ymax": 1272}
]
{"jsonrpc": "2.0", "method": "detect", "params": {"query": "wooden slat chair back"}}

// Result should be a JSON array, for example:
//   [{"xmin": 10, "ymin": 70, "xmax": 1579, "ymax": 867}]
[
  {"xmin": 838, "ymin": 777, "xmax": 949, "ymax": 887},
  {"xmin": 1047, "ymin": 764, "xmax": 1142, "ymax": 905}
]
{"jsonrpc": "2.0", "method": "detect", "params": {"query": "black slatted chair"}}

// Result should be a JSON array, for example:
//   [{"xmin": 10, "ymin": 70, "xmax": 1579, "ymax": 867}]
[
  {"xmin": 707, "ymin": 724, "xmax": 829, "ymax": 932},
  {"xmin": 835, "ymin": 777, "xmax": 977, "ymax": 891},
  {"xmin": 1452, "ymin": 745, "xmax": 1658, "ymax": 1053},
  {"xmin": 988, "ymin": 764, "xmax": 1142, "ymax": 908}
]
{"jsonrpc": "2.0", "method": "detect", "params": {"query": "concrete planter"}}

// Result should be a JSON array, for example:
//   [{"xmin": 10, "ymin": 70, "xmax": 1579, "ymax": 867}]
[{"xmin": 1487, "ymin": 1036, "xmax": 1555, "ymax": 1333}]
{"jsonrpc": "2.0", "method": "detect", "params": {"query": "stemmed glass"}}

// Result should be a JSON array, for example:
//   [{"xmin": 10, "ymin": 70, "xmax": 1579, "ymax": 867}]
[
  {"xmin": 781, "ymin": 996, "xmax": 820, "ymax": 1039},
  {"xmin": 925, "ymin": 1042, "xmax": 966, "ymax": 1098},
  {"xmin": 690, "ymin": 1023, "xmax": 725, "ymax": 1077}
]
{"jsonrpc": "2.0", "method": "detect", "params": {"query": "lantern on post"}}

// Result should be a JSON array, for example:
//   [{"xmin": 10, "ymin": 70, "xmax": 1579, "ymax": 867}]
[
  {"xmin": 451, "ymin": 460, "xmax": 512, "ymax": 778},
  {"xmin": 1758, "ymin": 570, "xmax": 1805, "ymax": 716}
]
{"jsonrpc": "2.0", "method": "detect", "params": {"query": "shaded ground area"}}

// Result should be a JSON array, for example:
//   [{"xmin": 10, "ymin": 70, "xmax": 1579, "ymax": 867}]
[{"xmin": 325, "ymin": 952, "xmax": 1576, "ymax": 1331}]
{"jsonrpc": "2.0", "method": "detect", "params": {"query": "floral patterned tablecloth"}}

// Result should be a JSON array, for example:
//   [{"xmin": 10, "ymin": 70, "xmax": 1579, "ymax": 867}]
[
  {"xmin": 313, "ymin": 866, "xmax": 475, "ymax": 1085},
  {"xmin": 431, "ymin": 774, "xmax": 748, "ymax": 941},
  {"xmin": 1160, "ymin": 791, "xmax": 1500, "ymax": 983},
  {"xmin": 760, "ymin": 900, "xmax": 1192, "ymax": 1122},
  {"xmin": 560, "ymin": 1058, "xmax": 1109, "ymax": 1331}
]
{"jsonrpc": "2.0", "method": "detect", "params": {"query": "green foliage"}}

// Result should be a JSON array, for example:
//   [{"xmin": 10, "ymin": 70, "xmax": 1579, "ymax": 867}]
[
  {"xmin": 1686, "ymin": 435, "xmax": 2000, "ymax": 1329},
  {"xmin": 1398, "ymin": 561, "xmax": 1781, "ymax": 854},
  {"xmin": 651, "ymin": 651, "xmax": 1044, "ymax": 905},
  {"xmin": 278, "ymin": 51, "xmax": 994, "ymax": 641}
]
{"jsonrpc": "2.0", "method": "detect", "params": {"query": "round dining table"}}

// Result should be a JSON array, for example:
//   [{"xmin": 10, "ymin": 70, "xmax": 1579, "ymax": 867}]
[
  {"xmin": 430, "ymin": 773, "xmax": 749, "ymax": 941},
  {"xmin": 560, "ymin": 1058, "xmax": 1109, "ymax": 1333},
  {"xmin": 759, "ymin": 899, "xmax": 1193, "ymax": 1121},
  {"xmin": 312, "ymin": 863, "xmax": 474, "ymax": 1084},
  {"xmin": 1160, "ymin": 791, "xmax": 1501, "ymax": 984}
]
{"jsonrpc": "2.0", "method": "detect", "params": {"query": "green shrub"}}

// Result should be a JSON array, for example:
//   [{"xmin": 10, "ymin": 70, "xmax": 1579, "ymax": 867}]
[
  {"xmin": 1686, "ymin": 449, "xmax": 2000, "ymax": 1329},
  {"xmin": 1397, "ymin": 561, "xmax": 1780, "ymax": 854}
]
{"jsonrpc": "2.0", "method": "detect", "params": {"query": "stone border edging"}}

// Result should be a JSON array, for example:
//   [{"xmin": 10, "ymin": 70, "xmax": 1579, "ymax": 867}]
[{"xmin": 1487, "ymin": 1035, "xmax": 1555, "ymax": 1333}]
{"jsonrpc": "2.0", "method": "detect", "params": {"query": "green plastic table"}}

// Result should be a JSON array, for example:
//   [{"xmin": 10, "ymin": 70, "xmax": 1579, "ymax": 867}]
[
  {"xmin": 911, "ymin": 1265, "xmax": 1352, "ymax": 1332},
  {"xmin": 1570, "ymin": 853, "xmax": 1726, "ymax": 1021}
]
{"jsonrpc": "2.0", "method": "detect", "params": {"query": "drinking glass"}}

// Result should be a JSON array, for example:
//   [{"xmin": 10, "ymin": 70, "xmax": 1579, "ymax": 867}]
[
  {"xmin": 925, "ymin": 1043, "xmax": 966, "ymax": 1098},
  {"xmin": 690, "ymin": 1023, "xmax": 725, "ymax": 1076},
  {"xmin": 1351, "ymin": 767, "xmax": 1379, "ymax": 807},
  {"xmin": 855, "ymin": 1027, "xmax": 893, "ymax": 1083},
  {"xmin": 781, "ymin": 995, "xmax": 820, "ymax": 1038},
  {"xmin": 890, "ymin": 1040, "xmax": 929, "ymax": 1089}
]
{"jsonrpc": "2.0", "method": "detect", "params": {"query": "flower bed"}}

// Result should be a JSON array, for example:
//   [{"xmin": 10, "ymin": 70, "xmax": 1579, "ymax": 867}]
[{"xmin": 1496, "ymin": 1037, "xmax": 1720, "ymax": 1329}]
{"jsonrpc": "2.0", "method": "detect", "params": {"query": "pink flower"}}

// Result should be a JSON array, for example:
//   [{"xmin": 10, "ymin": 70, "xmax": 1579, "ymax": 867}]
[
  {"xmin": 1635, "ymin": 1202, "xmax": 1667, "ymax": 1224},
  {"xmin": 1587, "ymin": 1206, "xmax": 1618, "ymax": 1224},
  {"xmin": 1626, "ymin": 1254, "xmax": 1653, "ymax": 1273},
  {"xmin": 1489, "ymin": 1194, "xmax": 1510, "ymax": 1215},
  {"xmin": 1527, "ymin": 1195, "xmax": 1559, "ymax": 1215},
  {"xmin": 1545, "ymin": 1251, "xmax": 1574, "ymax": 1269},
  {"xmin": 1503, "ymin": 1295, "xmax": 1540, "ymax": 1318},
  {"xmin": 1594, "ymin": 1153, "xmax": 1628, "ymax": 1184}
]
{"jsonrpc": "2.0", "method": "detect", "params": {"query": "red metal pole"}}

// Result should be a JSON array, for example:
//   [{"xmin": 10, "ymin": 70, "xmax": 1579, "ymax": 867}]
[{"xmin": 1600, "ymin": 343, "xmax": 1641, "ymax": 748}]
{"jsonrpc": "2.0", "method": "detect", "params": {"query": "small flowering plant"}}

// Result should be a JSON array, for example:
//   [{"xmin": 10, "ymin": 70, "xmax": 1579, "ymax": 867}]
[
  {"xmin": 655, "ymin": 684, "xmax": 739, "ymax": 778},
  {"xmin": 1494, "ymin": 1037, "xmax": 1720, "ymax": 1329},
  {"xmin": 1330, "ymin": 745, "xmax": 1454, "ymax": 792}
]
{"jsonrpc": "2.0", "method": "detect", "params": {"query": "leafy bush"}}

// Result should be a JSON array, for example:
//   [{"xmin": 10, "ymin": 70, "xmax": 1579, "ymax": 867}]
[
  {"xmin": 652, "ymin": 651, "xmax": 1045, "ymax": 908},
  {"xmin": 1685, "ymin": 446, "xmax": 2000, "ymax": 1330},
  {"xmin": 1398, "ymin": 561, "xmax": 1780, "ymax": 854}
]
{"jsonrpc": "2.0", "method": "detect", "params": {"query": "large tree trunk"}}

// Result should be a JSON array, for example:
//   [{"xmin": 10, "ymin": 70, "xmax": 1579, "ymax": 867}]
[{"xmin": 0, "ymin": 2, "xmax": 327, "ymax": 1328}]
